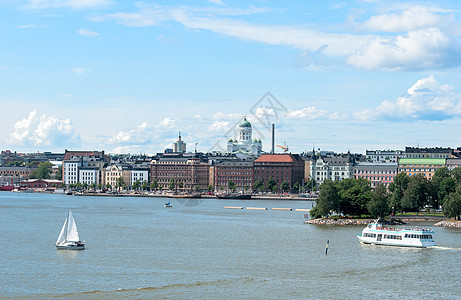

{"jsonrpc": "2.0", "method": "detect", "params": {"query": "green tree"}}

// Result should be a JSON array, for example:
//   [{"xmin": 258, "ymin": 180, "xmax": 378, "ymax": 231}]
[
  {"xmin": 401, "ymin": 174, "xmax": 429, "ymax": 212},
  {"xmin": 132, "ymin": 180, "xmax": 141, "ymax": 191},
  {"xmin": 266, "ymin": 177, "xmax": 277, "ymax": 192},
  {"xmin": 451, "ymin": 167, "xmax": 461, "ymax": 183},
  {"xmin": 105, "ymin": 183, "xmax": 112, "ymax": 190},
  {"xmin": 168, "ymin": 178, "xmax": 175, "ymax": 190},
  {"xmin": 367, "ymin": 184, "xmax": 390, "ymax": 219},
  {"xmin": 178, "ymin": 181, "xmax": 184, "ymax": 190},
  {"xmin": 315, "ymin": 180, "xmax": 340, "ymax": 217},
  {"xmin": 388, "ymin": 172, "xmax": 410, "ymax": 213},
  {"xmin": 97, "ymin": 183, "xmax": 103, "ymax": 190},
  {"xmin": 281, "ymin": 180, "xmax": 290, "ymax": 193},
  {"xmin": 30, "ymin": 161, "xmax": 53, "ymax": 179},
  {"xmin": 292, "ymin": 182, "xmax": 300, "ymax": 193},
  {"xmin": 338, "ymin": 178, "xmax": 371, "ymax": 216},
  {"xmin": 116, "ymin": 176, "xmax": 125, "ymax": 190},
  {"xmin": 208, "ymin": 185, "xmax": 213, "ymax": 192},
  {"xmin": 253, "ymin": 179, "xmax": 263, "ymax": 192},
  {"xmin": 150, "ymin": 180, "xmax": 158, "ymax": 191},
  {"xmin": 306, "ymin": 178, "xmax": 317, "ymax": 192},
  {"xmin": 56, "ymin": 165, "xmax": 62, "ymax": 181},
  {"xmin": 443, "ymin": 184, "xmax": 461, "ymax": 220},
  {"xmin": 228, "ymin": 180, "xmax": 236, "ymax": 192}
]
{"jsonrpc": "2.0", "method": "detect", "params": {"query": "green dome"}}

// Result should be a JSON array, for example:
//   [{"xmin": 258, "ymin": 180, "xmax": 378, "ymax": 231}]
[
  {"xmin": 239, "ymin": 116, "xmax": 251, "ymax": 128},
  {"xmin": 228, "ymin": 138, "xmax": 233, "ymax": 142}
]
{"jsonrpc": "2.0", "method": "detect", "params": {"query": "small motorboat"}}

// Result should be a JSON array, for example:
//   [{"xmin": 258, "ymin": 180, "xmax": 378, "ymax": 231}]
[{"xmin": 164, "ymin": 201, "xmax": 172, "ymax": 208}]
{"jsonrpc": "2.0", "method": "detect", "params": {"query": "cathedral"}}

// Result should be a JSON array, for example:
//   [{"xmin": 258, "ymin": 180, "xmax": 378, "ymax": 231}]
[{"xmin": 227, "ymin": 116, "xmax": 262, "ymax": 156}]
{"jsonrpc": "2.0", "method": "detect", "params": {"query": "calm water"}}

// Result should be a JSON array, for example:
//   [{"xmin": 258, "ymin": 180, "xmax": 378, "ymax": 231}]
[{"xmin": 0, "ymin": 193, "xmax": 460, "ymax": 299}]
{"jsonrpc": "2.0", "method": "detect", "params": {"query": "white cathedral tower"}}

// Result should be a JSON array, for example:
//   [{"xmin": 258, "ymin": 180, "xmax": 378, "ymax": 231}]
[{"xmin": 226, "ymin": 115, "xmax": 262, "ymax": 156}]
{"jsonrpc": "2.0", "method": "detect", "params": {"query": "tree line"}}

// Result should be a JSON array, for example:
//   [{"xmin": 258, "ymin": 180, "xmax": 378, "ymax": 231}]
[{"xmin": 310, "ymin": 167, "xmax": 461, "ymax": 220}]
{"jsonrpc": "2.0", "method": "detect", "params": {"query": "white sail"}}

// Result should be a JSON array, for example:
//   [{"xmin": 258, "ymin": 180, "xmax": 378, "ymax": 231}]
[
  {"xmin": 66, "ymin": 210, "xmax": 80, "ymax": 242},
  {"xmin": 56, "ymin": 217, "xmax": 68, "ymax": 245}
]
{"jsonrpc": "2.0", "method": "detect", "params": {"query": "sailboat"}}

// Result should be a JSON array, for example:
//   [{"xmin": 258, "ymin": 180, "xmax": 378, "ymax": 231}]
[{"xmin": 56, "ymin": 209, "xmax": 85, "ymax": 250}]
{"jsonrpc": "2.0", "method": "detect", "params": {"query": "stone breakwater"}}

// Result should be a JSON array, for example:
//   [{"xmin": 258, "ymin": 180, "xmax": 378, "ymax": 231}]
[
  {"xmin": 305, "ymin": 218, "xmax": 372, "ymax": 225},
  {"xmin": 434, "ymin": 221, "xmax": 461, "ymax": 228}
]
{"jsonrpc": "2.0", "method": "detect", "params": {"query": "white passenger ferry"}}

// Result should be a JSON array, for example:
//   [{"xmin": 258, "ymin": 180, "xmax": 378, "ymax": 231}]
[{"xmin": 357, "ymin": 221, "xmax": 436, "ymax": 248}]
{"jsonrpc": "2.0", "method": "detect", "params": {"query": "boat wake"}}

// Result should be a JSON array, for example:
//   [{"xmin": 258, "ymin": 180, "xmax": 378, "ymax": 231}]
[{"xmin": 430, "ymin": 246, "xmax": 461, "ymax": 251}]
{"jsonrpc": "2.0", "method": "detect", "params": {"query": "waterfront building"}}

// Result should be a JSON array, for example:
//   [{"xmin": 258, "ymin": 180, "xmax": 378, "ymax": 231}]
[
  {"xmin": 150, "ymin": 153, "xmax": 209, "ymax": 191},
  {"xmin": 353, "ymin": 163, "xmax": 398, "ymax": 188},
  {"xmin": 213, "ymin": 160, "xmax": 253, "ymax": 193},
  {"xmin": 404, "ymin": 147, "xmax": 453, "ymax": 159},
  {"xmin": 105, "ymin": 164, "xmax": 132, "ymax": 188},
  {"xmin": 253, "ymin": 154, "xmax": 304, "ymax": 190},
  {"xmin": 78, "ymin": 167, "xmax": 100, "ymax": 186},
  {"xmin": 310, "ymin": 154, "xmax": 354, "ymax": 185},
  {"xmin": 0, "ymin": 166, "xmax": 36, "ymax": 183},
  {"xmin": 62, "ymin": 150, "xmax": 110, "ymax": 186},
  {"xmin": 398, "ymin": 158, "xmax": 446, "ymax": 180},
  {"xmin": 173, "ymin": 132, "xmax": 187, "ymax": 153},
  {"xmin": 226, "ymin": 116, "xmax": 262, "ymax": 156},
  {"xmin": 131, "ymin": 167, "xmax": 149, "ymax": 186},
  {"xmin": 20, "ymin": 179, "xmax": 62, "ymax": 189},
  {"xmin": 366, "ymin": 149, "xmax": 404, "ymax": 163}
]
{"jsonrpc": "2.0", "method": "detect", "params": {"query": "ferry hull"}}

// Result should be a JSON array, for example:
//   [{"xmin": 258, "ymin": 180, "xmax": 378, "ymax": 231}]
[{"xmin": 357, "ymin": 235, "xmax": 435, "ymax": 248}]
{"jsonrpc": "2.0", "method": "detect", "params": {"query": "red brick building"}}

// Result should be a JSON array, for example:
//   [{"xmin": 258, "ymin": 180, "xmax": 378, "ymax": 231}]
[
  {"xmin": 253, "ymin": 154, "xmax": 304, "ymax": 191},
  {"xmin": 150, "ymin": 154, "xmax": 209, "ymax": 191},
  {"xmin": 213, "ymin": 160, "xmax": 253, "ymax": 192}
]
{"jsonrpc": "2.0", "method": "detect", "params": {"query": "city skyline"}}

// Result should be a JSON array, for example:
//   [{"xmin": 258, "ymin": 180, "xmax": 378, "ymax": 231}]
[{"xmin": 1, "ymin": 0, "xmax": 461, "ymax": 155}]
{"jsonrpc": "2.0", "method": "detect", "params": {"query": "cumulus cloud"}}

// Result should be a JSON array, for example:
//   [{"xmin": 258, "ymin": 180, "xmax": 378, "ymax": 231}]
[
  {"xmin": 109, "ymin": 122, "xmax": 153, "ymax": 145},
  {"xmin": 346, "ymin": 28, "xmax": 461, "ymax": 71},
  {"xmin": 354, "ymin": 75, "xmax": 461, "ymax": 121},
  {"xmin": 7, "ymin": 109, "xmax": 81, "ymax": 148},
  {"xmin": 360, "ymin": 6, "xmax": 450, "ymax": 32},
  {"xmin": 92, "ymin": 3, "xmax": 461, "ymax": 71},
  {"xmin": 285, "ymin": 107, "xmax": 326, "ymax": 120},
  {"xmin": 209, "ymin": 120, "xmax": 230, "ymax": 132},
  {"xmin": 157, "ymin": 117, "xmax": 175, "ymax": 128},
  {"xmin": 24, "ymin": 0, "xmax": 112, "ymax": 9},
  {"xmin": 77, "ymin": 28, "xmax": 99, "ymax": 36}
]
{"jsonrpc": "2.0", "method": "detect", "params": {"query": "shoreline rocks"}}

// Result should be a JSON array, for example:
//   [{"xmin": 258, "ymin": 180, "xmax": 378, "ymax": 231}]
[
  {"xmin": 434, "ymin": 221, "xmax": 461, "ymax": 228},
  {"xmin": 305, "ymin": 218, "xmax": 372, "ymax": 225}
]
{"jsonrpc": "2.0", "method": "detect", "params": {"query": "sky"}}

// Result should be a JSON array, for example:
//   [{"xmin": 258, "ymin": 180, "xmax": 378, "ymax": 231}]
[{"xmin": 1, "ymin": 0, "xmax": 461, "ymax": 155}]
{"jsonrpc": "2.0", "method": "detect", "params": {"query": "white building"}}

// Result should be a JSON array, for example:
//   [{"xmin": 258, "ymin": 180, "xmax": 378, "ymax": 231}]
[
  {"xmin": 173, "ymin": 132, "xmax": 187, "ymax": 153},
  {"xmin": 63, "ymin": 159, "xmax": 81, "ymax": 185},
  {"xmin": 131, "ymin": 168, "xmax": 149, "ymax": 186},
  {"xmin": 227, "ymin": 116, "xmax": 262, "ymax": 156},
  {"xmin": 310, "ymin": 155, "xmax": 354, "ymax": 185},
  {"xmin": 78, "ymin": 167, "xmax": 99, "ymax": 186},
  {"xmin": 366, "ymin": 150, "xmax": 404, "ymax": 163}
]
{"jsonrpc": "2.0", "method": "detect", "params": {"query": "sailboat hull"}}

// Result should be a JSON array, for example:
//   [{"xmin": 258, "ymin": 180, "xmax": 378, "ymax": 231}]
[{"xmin": 56, "ymin": 242, "xmax": 85, "ymax": 250}]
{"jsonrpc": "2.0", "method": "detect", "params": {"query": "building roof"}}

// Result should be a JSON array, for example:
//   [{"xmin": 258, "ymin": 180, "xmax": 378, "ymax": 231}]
[
  {"xmin": 254, "ymin": 154, "xmax": 297, "ymax": 163},
  {"xmin": 239, "ymin": 116, "xmax": 251, "ymax": 128},
  {"xmin": 398, "ymin": 158, "xmax": 446, "ymax": 165}
]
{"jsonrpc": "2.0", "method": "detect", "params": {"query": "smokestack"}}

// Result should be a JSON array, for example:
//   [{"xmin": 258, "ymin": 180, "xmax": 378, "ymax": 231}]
[{"xmin": 271, "ymin": 123, "xmax": 275, "ymax": 154}]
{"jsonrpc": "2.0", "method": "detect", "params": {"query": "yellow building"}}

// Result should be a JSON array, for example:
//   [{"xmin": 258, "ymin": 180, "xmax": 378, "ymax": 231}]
[
  {"xmin": 104, "ymin": 164, "xmax": 131, "ymax": 188},
  {"xmin": 397, "ymin": 158, "xmax": 446, "ymax": 180}
]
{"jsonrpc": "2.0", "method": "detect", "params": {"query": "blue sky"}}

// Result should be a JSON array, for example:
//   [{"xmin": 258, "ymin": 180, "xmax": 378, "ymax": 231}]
[{"xmin": 1, "ymin": 0, "xmax": 461, "ymax": 155}]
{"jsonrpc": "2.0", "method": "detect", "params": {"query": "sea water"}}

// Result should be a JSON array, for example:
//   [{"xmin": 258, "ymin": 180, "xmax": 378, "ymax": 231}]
[{"xmin": 0, "ymin": 192, "xmax": 460, "ymax": 299}]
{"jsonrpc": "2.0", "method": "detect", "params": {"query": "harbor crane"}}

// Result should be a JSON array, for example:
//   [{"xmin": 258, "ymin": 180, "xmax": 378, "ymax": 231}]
[{"xmin": 276, "ymin": 143, "xmax": 289, "ymax": 153}]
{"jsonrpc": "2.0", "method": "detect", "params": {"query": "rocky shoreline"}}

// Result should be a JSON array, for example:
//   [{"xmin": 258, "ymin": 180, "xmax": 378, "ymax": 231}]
[
  {"xmin": 305, "ymin": 218, "xmax": 372, "ymax": 225},
  {"xmin": 434, "ymin": 221, "xmax": 461, "ymax": 228}
]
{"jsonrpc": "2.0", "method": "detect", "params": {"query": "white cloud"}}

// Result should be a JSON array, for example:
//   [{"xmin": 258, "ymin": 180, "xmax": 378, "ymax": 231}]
[
  {"xmin": 109, "ymin": 122, "xmax": 153, "ymax": 145},
  {"xmin": 361, "ymin": 6, "xmax": 449, "ymax": 32},
  {"xmin": 209, "ymin": 120, "xmax": 229, "ymax": 132},
  {"xmin": 354, "ymin": 75, "xmax": 461, "ymax": 121},
  {"xmin": 157, "ymin": 117, "xmax": 175, "ymax": 128},
  {"xmin": 92, "ymin": 3, "xmax": 461, "ymax": 71},
  {"xmin": 212, "ymin": 112, "xmax": 242, "ymax": 120},
  {"xmin": 77, "ymin": 28, "xmax": 99, "ymax": 36},
  {"xmin": 285, "ymin": 107, "xmax": 326, "ymax": 120},
  {"xmin": 346, "ymin": 28, "xmax": 461, "ymax": 71},
  {"xmin": 70, "ymin": 67, "xmax": 85, "ymax": 75},
  {"xmin": 7, "ymin": 109, "xmax": 81, "ymax": 148},
  {"xmin": 24, "ymin": 0, "xmax": 112, "ymax": 9}
]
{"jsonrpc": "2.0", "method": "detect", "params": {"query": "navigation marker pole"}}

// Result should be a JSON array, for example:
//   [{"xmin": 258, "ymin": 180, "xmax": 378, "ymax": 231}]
[{"xmin": 325, "ymin": 240, "xmax": 329, "ymax": 255}]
